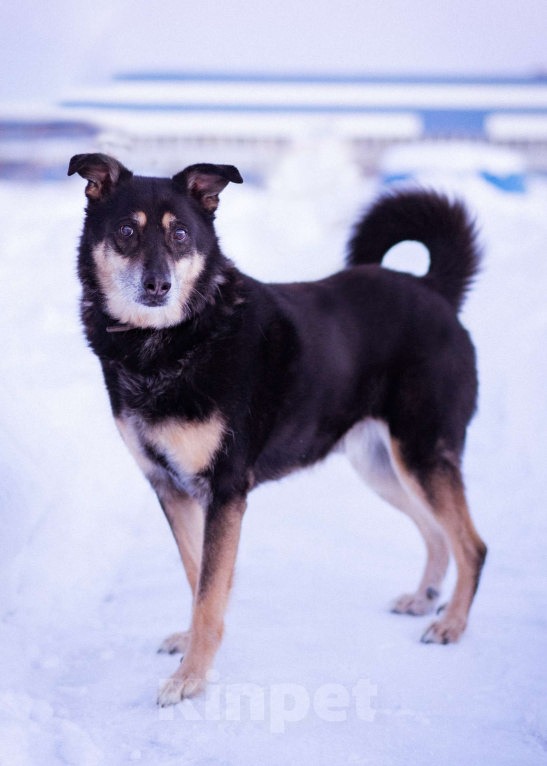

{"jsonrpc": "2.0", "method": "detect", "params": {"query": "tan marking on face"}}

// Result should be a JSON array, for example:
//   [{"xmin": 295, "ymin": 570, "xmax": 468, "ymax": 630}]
[
  {"xmin": 162, "ymin": 211, "xmax": 176, "ymax": 229},
  {"xmin": 114, "ymin": 416, "xmax": 155, "ymax": 476},
  {"xmin": 92, "ymin": 240, "xmax": 206, "ymax": 330},
  {"xmin": 93, "ymin": 240, "xmax": 131, "ymax": 308},
  {"xmin": 175, "ymin": 251, "xmax": 206, "ymax": 312},
  {"xmin": 132, "ymin": 211, "xmax": 147, "ymax": 228},
  {"xmin": 147, "ymin": 413, "xmax": 225, "ymax": 475}
]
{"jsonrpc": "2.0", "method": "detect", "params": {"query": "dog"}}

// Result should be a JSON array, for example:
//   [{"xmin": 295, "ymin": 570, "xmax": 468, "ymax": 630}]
[{"xmin": 68, "ymin": 153, "xmax": 487, "ymax": 707}]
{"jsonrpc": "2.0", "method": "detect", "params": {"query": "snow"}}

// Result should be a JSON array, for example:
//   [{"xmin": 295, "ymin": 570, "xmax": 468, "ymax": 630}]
[{"xmin": 1, "ymin": 142, "xmax": 546, "ymax": 764}]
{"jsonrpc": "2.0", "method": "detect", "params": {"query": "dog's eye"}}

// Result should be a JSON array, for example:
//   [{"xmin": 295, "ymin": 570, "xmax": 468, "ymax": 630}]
[
  {"xmin": 174, "ymin": 228, "xmax": 188, "ymax": 242},
  {"xmin": 119, "ymin": 225, "xmax": 134, "ymax": 237}
]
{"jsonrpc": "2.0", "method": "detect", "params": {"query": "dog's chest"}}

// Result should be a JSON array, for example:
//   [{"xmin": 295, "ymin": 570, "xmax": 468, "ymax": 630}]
[
  {"xmin": 115, "ymin": 364, "xmax": 183, "ymax": 417},
  {"xmin": 115, "ymin": 412, "xmax": 225, "ymax": 488}
]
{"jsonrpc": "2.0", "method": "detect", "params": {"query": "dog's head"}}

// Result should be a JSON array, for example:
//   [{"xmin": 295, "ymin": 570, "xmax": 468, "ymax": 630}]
[{"xmin": 69, "ymin": 153, "xmax": 243, "ymax": 329}]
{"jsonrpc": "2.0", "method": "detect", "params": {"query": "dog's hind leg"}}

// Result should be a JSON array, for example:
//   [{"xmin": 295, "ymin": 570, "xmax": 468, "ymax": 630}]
[
  {"xmin": 389, "ymin": 440, "xmax": 487, "ymax": 643},
  {"xmin": 157, "ymin": 491, "xmax": 204, "ymax": 655},
  {"xmin": 345, "ymin": 419, "xmax": 450, "ymax": 616}
]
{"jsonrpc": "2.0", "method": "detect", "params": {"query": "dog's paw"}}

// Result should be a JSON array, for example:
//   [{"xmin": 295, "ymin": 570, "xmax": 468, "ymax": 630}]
[
  {"xmin": 157, "ymin": 666, "xmax": 206, "ymax": 707},
  {"xmin": 391, "ymin": 587, "xmax": 439, "ymax": 616},
  {"xmin": 157, "ymin": 630, "xmax": 190, "ymax": 655},
  {"xmin": 421, "ymin": 614, "xmax": 467, "ymax": 644}
]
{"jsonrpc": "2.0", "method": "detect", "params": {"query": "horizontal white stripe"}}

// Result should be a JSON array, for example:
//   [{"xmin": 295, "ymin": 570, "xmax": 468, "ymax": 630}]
[{"xmin": 65, "ymin": 82, "xmax": 547, "ymax": 109}]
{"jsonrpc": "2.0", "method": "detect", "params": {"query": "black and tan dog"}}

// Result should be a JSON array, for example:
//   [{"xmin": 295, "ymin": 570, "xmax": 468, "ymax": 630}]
[{"xmin": 68, "ymin": 153, "xmax": 487, "ymax": 707}]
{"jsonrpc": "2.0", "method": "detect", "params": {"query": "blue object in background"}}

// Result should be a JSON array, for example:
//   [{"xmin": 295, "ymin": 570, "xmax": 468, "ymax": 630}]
[{"xmin": 480, "ymin": 171, "xmax": 527, "ymax": 193}]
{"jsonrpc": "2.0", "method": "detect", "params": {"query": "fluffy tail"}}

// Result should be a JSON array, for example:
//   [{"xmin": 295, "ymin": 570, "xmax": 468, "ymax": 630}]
[{"xmin": 346, "ymin": 189, "xmax": 481, "ymax": 312}]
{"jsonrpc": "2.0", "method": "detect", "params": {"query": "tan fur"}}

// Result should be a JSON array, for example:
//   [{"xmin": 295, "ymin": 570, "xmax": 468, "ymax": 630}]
[
  {"xmin": 92, "ymin": 242, "xmax": 205, "ymax": 330},
  {"xmin": 157, "ymin": 492, "xmax": 204, "ymax": 655},
  {"xmin": 132, "ymin": 211, "xmax": 147, "ymax": 228},
  {"xmin": 161, "ymin": 493, "xmax": 204, "ymax": 596},
  {"xmin": 345, "ymin": 419, "xmax": 449, "ymax": 615},
  {"xmin": 173, "ymin": 251, "xmax": 205, "ymax": 313},
  {"xmin": 93, "ymin": 241, "xmax": 128, "ymax": 303},
  {"xmin": 162, "ymin": 211, "xmax": 176, "ymax": 229},
  {"xmin": 389, "ymin": 438, "xmax": 486, "ymax": 643},
  {"xmin": 426, "ymin": 471, "xmax": 486, "ymax": 607},
  {"xmin": 114, "ymin": 416, "xmax": 155, "ymax": 476},
  {"xmin": 147, "ymin": 413, "xmax": 225, "ymax": 476},
  {"xmin": 158, "ymin": 630, "xmax": 191, "ymax": 655},
  {"xmin": 85, "ymin": 181, "xmax": 101, "ymax": 200},
  {"xmin": 158, "ymin": 500, "xmax": 245, "ymax": 706}
]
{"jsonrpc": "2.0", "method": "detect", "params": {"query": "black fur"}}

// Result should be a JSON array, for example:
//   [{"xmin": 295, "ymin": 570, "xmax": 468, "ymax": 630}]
[
  {"xmin": 70, "ymin": 155, "xmax": 488, "ymax": 668},
  {"xmin": 347, "ymin": 189, "xmax": 481, "ymax": 312},
  {"xmin": 71, "ymin": 162, "xmax": 481, "ymax": 507}
]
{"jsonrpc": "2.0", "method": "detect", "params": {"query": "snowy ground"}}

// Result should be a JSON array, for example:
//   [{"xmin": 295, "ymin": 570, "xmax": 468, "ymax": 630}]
[{"xmin": 1, "ymin": 143, "xmax": 546, "ymax": 765}]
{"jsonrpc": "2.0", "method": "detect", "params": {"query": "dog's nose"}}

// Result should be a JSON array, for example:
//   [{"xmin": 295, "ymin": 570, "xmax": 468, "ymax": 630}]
[{"xmin": 142, "ymin": 274, "xmax": 171, "ymax": 297}]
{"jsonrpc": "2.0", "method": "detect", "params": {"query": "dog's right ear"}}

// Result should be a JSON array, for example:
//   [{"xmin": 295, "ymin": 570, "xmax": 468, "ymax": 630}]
[{"xmin": 67, "ymin": 153, "xmax": 132, "ymax": 200}]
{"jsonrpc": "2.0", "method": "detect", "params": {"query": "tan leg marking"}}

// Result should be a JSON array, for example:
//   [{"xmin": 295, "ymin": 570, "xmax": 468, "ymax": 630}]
[
  {"xmin": 157, "ymin": 492, "xmax": 204, "ymax": 655},
  {"xmin": 115, "ymin": 415, "xmax": 209, "ymax": 655},
  {"xmin": 389, "ymin": 440, "xmax": 486, "ymax": 643},
  {"xmin": 147, "ymin": 413, "xmax": 225, "ymax": 476},
  {"xmin": 345, "ymin": 419, "xmax": 449, "ymax": 615},
  {"xmin": 158, "ymin": 499, "xmax": 246, "ymax": 706},
  {"xmin": 390, "ymin": 499, "xmax": 450, "ymax": 616},
  {"xmin": 367, "ymin": 463, "xmax": 449, "ymax": 615}
]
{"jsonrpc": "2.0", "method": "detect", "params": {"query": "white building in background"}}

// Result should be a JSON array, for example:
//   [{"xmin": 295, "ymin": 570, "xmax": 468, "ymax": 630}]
[
  {"xmin": 0, "ymin": 105, "xmax": 99, "ymax": 180},
  {"xmin": 2, "ymin": 73, "xmax": 547, "ymax": 180}
]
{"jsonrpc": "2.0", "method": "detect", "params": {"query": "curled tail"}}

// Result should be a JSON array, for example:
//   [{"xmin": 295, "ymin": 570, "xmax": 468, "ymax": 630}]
[{"xmin": 346, "ymin": 189, "xmax": 481, "ymax": 312}]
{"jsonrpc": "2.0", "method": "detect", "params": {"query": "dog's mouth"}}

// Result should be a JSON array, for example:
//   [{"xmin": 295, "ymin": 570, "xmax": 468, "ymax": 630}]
[{"xmin": 137, "ymin": 293, "xmax": 170, "ymax": 308}]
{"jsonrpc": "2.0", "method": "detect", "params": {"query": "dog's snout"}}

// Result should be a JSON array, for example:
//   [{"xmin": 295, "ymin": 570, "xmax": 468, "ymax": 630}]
[{"xmin": 142, "ymin": 273, "xmax": 171, "ymax": 297}]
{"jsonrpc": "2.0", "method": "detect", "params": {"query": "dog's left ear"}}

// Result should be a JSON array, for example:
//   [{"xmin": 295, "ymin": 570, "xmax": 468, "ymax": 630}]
[
  {"xmin": 173, "ymin": 163, "xmax": 243, "ymax": 213},
  {"xmin": 68, "ymin": 153, "xmax": 132, "ymax": 200}
]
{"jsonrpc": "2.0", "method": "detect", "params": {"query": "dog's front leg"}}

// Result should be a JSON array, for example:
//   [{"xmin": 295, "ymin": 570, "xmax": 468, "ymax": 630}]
[
  {"xmin": 157, "ymin": 496, "xmax": 246, "ymax": 706},
  {"xmin": 157, "ymin": 491, "xmax": 204, "ymax": 655}
]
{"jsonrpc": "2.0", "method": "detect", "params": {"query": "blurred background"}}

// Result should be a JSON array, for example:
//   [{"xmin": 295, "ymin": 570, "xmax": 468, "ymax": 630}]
[
  {"xmin": 2, "ymin": 0, "xmax": 547, "ymax": 183},
  {"xmin": 1, "ymin": 3, "xmax": 547, "ymax": 765}
]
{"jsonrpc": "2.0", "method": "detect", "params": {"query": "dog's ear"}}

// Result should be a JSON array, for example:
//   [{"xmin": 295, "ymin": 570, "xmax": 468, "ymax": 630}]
[
  {"xmin": 173, "ymin": 163, "xmax": 243, "ymax": 213},
  {"xmin": 67, "ymin": 153, "xmax": 132, "ymax": 200}
]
